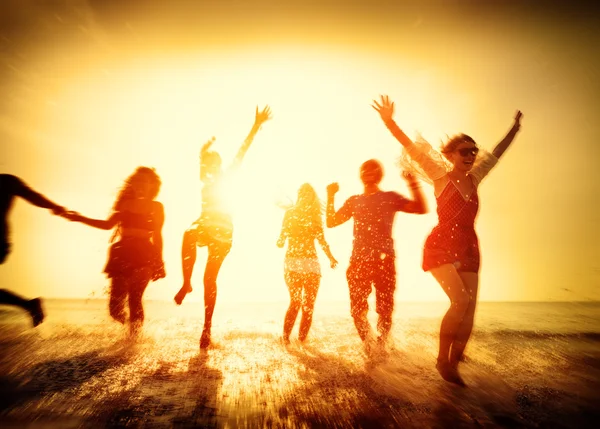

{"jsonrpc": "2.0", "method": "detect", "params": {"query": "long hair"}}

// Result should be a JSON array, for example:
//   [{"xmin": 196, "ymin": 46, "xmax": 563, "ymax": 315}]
[
  {"xmin": 291, "ymin": 183, "xmax": 323, "ymax": 229},
  {"xmin": 111, "ymin": 167, "xmax": 161, "ymax": 242}
]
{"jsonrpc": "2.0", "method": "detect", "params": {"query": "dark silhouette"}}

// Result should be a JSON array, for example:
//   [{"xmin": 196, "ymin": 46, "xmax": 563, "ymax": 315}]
[
  {"xmin": 174, "ymin": 105, "xmax": 272, "ymax": 349},
  {"xmin": 326, "ymin": 160, "xmax": 427, "ymax": 354},
  {"xmin": 0, "ymin": 174, "xmax": 66, "ymax": 327},
  {"xmin": 373, "ymin": 94, "xmax": 523, "ymax": 386},
  {"xmin": 277, "ymin": 183, "xmax": 338, "ymax": 344},
  {"xmin": 64, "ymin": 167, "xmax": 165, "ymax": 337}
]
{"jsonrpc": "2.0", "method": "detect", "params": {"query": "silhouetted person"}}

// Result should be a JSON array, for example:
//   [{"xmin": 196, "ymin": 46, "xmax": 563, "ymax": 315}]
[
  {"xmin": 326, "ymin": 161, "xmax": 427, "ymax": 354},
  {"xmin": 174, "ymin": 105, "xmax": 272, "ymax": 349},
  {"xmin": 0, "ymin": 174, "xmax": 66, "ymax": 327},
  {"xmin": 373, "ymin": 94, "xmax": 523, "ymax": 386},
  {"xmin": 277, "ymin": 183, "xmax": 338, "ymax": 344},
  {"xmin": 64, "ymin": 167, "xmax": 165, "ymax": 337}
]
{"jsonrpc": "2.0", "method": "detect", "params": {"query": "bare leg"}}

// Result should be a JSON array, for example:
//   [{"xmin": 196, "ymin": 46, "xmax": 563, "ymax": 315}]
[
  {"xmin": 430, "ymin": 264, "xmax": 470, "ymax": 386},
  {"xmin": 283, "ymin": 273, "xmax": 302, "ymax": 343},
  {"xmin": 0, "ymin": 289, "xmax": 44, "ymax": 327},
  {"xmin": 298, "ymin": 274, "xmax": 320, "ymax": 342},
  {"xmin": 128, "ymin": 269, "xmax": 151, "ymax": 337},
  {"xmin": 175, "ymin": 227, "xmax": 198, "ymax": 305},
  {"xmin": 450, "ymin": 272, "xmax": 479, "ymax": 367},
  {"xmin": 109, "ymin": 277, "xmax": 127, "ymax": 324},
  {"xmin": 200, "ymin": 246, "xmax": 228, "ymax": 349}
]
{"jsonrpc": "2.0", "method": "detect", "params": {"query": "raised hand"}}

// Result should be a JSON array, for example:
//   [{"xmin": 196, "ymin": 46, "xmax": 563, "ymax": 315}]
[
  {"xmin": 254, "ymin": 105, "xmax": 273, "ymax": 126},
  {"xmin": 200, "ymin": 137, "xmax": 216, "ymax": 154},
  {"xmin": 371, "ymin": 95, "xmax": 395, "ymax": 122},
  {"xmin": 326, "ymin": 183, "xmax": 340, "ymax": 196},
  {"xmin": 514, "ymin": 110, "xmax": 523, "ymax": 130}
]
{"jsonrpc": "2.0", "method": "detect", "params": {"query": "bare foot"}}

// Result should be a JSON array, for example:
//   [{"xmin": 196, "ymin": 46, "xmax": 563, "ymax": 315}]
[
  {"xmin": 436, "ymin": 360, "xmax": 466, "ymax": 387},
  {"xmin": 28, "ymin": 298, "xmax": 45, "ymax": 327},
  {"xmin": 200, "ymin": 327, "xmax": 211, "ymax": 349},
  {"xmin": 174, "ymin": 283, "xmax": 192, "ymax": 305}
]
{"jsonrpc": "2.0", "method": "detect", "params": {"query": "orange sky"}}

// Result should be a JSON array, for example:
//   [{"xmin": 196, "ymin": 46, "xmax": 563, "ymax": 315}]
[{"xmin": 1, "ymin": 0, "xmax": 599, "ymax": 302}]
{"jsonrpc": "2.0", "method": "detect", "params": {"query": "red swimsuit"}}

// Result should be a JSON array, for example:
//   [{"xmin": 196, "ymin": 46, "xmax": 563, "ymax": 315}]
[{"xmin": 423, "ymin": 179, "xmax": 481, "ymax": 272}]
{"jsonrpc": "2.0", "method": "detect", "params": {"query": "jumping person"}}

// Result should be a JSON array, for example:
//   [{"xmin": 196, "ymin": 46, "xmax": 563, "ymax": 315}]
[
  {"xmin": 174, "ymin": 105, "xmax": 272, "ymax": 349},
  {"xmin": 373, "ymin": 94, "xmax": 522, "ymax": 385}
]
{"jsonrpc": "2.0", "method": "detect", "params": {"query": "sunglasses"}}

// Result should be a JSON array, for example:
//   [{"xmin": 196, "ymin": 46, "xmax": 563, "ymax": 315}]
[{"xmin": 457, "ymin": 147, "xmax": 479, "ymax": 157}]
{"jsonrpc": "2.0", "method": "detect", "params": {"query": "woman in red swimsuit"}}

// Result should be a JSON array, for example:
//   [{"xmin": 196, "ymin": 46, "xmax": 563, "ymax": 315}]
[{"xmin": 373, "ymin": 95, "xmax": 523, "ymax": 385}]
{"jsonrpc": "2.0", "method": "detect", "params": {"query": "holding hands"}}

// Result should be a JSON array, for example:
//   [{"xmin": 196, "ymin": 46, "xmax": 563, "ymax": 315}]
[{"xmin": 61, "ymin": 210, "xmax": 83, "ymax": 222}]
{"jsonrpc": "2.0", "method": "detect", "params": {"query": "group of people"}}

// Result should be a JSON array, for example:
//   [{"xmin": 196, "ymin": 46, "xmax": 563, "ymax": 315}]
[{"xmin": 0, "ymin": 96, "xmax": 523, "ymax": 386}]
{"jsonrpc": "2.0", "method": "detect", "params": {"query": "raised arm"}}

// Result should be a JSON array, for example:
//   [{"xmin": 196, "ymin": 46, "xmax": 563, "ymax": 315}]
[
  {"xmin": 63, "ymin": 211, "xmax": 120, "ymax": 230},
  {"xmin": 401, "ymin": 172, "xmax": 428, "ymax": 214},
  {"xmin": 492, "ymin": 111, "xmax": 523, "ymax": 159},
  {"xmin": 326, "ymin": 183, "xmax": 352, "ymax": 228},
  {"xmin": 373, "ymin": 95, "xmax": 447, "ymax": 184},
  {"xmin": 11, "ymin": 176, "xmax": 65, "ymax": 215},
  {"xmin": 316, "ymin": 227, "xmax": 338, "ymax": 268},
  {"xmin": 372, "ymin": 95, "xmax": 415, "ymax": 148},
  {"xmin": 231, "ymin": 105, "xmax": 272, "ymax": 169}
]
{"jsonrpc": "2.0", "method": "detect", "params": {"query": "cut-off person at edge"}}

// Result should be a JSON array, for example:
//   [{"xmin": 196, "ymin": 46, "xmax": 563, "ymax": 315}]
[
  {"xmin": 174, "ymin": 105, "xmax": 272, "ymax": 349},
  {"xmin": 0, "ymin": 174, "xmax": 67, "ymax": 327},
  {"xmin": 373, "ymin": 94, "xmax": 523, "ymax": 386},
  {"xmin": 326, "ymin": 160, "xmax": 427, "ymax": 356},
  {"xmin": 64, "ymin": 167, "xmax": 165, "ymax": 337},
  {"xmin": 277, "ymin": 183, "xmax": 338, "ymax": 345}
]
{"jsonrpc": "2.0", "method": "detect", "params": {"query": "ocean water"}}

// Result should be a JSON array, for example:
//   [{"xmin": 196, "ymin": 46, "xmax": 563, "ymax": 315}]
[{"xmin": 1, "ymin": 299, "xmax": 599, "ymax": 428}]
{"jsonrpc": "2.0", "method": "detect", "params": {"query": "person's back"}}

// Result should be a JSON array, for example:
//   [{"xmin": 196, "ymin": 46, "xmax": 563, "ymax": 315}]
[
  {"xmin": 326, "ymin": 159, "xmax": 427, "ymax": 352},
  {"xmin": 347, "ymin": 190, "xmax": 409, "ymax": 259},
  {"xmin": 284, "ymin": 208, "xmax": 321, "ymax": 260}
]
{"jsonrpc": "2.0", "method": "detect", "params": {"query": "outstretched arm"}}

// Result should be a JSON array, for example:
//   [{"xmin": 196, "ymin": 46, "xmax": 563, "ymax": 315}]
[
  {"xmin": 492, "ymin": 111, "xmax": 523, "ymax": 159},
  {"xmin": 12, "ymin": 176, "xmax": 65, "ymax": 215},
  {"xmin": 401, "ymin": 172, "xmax": 428, "ymax": 214},
  {"xmin": 231, "ymin": 105, "xmax": 272, "ymax": 169},
  {"xmin": 326, "ymin": 183, "xmax": 352, "ymax": 228},
  {"xmin": 372, "ymin": 95, "xmax": 415, "ymax": 148},
  {"xmin": 63, "ymin": 211, "xmax": 119, "ymax": 230}
]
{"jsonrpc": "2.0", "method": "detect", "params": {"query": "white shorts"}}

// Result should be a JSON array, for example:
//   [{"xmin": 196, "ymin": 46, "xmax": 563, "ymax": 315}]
[{"xmin": 284, "ymin": 257, "xmax": 321, "ymax": 276}]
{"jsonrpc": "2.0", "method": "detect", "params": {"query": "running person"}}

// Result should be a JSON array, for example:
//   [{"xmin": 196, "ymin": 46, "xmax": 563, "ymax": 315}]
[
  {"xmin": 277, "ymin": 183, "xmax": 338, "ymax": 344},
  {"xmin": 0, "ymin": 174, "xmax": 66, "ymax": 326},
  {"xmin": 174, "ymin": 105, "xmax": 272, "ymax": 349},
  {"xmin": 64, "ymin": 167, "xmax": 165, "ymax": 337},
  {"xmin": 373, "ymin": 94, "xmax": 522, "ymax": 385},
  {"xmin": 326, "ymin": 160, "xmax": 427, "ymax": 353}
]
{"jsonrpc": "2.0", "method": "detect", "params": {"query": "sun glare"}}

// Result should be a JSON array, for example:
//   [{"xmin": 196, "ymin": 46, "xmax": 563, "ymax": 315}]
[{"xmin": 16, "ymin": 47, "xmax": 460, "ymax": 303}]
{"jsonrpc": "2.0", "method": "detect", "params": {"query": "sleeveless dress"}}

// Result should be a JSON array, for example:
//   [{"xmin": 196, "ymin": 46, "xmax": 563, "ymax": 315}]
[
  {"xmin": 401, "ymin": 139, "xmax": 499, "ymax": 273},
  {"xmin": 423, "ymin": 179, "xmax": 480, "ymax": 272}
]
